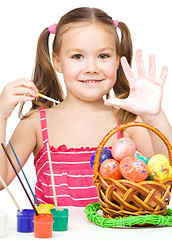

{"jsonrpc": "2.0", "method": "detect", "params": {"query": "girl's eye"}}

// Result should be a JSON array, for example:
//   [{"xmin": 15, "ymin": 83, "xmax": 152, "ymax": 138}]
[
  {"xmin": 72, "ymin": 54, "xmax": 83, "ymax": 59},
  {"xmin": 98, "ymin": 54, "xmax": 110, "ymax": 59}
]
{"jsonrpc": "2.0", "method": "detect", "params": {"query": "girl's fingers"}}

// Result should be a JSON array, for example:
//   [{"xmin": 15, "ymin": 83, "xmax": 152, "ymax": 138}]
[
  {"xmin": 15, "ymin": 95, "xmax": 36, "ymax": 103},
  {"xmin": 121, "ymin": 57, "xmax": 135, "ymax": 88},
  {"xmin": 135, "ymin": 49, "xmax": 146, "ymax": 79},
  {"xmin": 148, "ymin": 53, "xmax": 156, "ymax": 81},
  {"xmin": 0, "ymin": 78, "xmax": 38, "ymax": 120},
  {"xmin": 157, "ymin": 65, "xmax": 168, "ymax": 86},
  {"xmin": 10, "ymin": 78, "xmax": 38, "ymax": 93},
  {"xmin": 104, "ymin": 97, "xmax": 129, "ymax": 109},
  {"xmin": 4, "ymin": 91, "xmax": 36, "ymax": 107},
  {"xmin": 11, "ymin": 87, "xmax": 39, "ymax": 98}
]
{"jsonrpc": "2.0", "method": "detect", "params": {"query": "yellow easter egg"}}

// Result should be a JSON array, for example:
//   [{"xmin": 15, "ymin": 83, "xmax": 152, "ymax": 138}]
[
  {"xmin": 147, "ymin": 154, "xmax": 170, "ymax": 181},
  {"xmin": 166, "ymin": 166, "xmax": 172, "ymax": 179}
]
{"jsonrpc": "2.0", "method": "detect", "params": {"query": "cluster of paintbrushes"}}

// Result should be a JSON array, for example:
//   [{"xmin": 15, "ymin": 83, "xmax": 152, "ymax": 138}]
[{"xmin": 0, "ymin": 141, "xmax": 58, "ymax": 215}]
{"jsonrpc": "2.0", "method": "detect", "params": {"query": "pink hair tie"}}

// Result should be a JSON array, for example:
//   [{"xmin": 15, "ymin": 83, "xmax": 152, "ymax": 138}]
[
  {"xmin": 48, "ymin": 24, "xmax": 57, "ymax": 34},
  {"xmin": 113, "ymin": 20, "xmax": 119, "ymax": 28}
]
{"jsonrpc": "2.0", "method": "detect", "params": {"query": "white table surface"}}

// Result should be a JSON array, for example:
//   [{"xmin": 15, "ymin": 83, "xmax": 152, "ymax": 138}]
[{"xmin": 1, "ymin": 203, "xmax": 172, "ymax": 240}]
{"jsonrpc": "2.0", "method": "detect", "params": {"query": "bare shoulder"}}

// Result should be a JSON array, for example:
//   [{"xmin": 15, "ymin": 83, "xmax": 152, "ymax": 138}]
[
  {"xmin": 7, "ymin": 109, "xmax": 41, "ymax": 167},
  {"xmin": 41, "ymin": 105, "xmax": 65, "ymax": 122},
  {"xmin": 11, "ymin": 109, "xmax": 41, "ymax": 145},
  {"xmin": 23, "ymin": 108, "xmax": 41, "ymax": 121}
]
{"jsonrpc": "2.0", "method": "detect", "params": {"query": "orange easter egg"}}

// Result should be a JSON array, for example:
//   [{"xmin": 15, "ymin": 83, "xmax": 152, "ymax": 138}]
[
  {"xmin": 120, "ymin": 156, "xmax": 148, "ymax": 182},
  {"xmin": 99, "ymin": 159, "xmax": 121, "ymax": 180},
  {"xmin": 112, "ymin": 137, "xmax": 136, "ymax": 162}
]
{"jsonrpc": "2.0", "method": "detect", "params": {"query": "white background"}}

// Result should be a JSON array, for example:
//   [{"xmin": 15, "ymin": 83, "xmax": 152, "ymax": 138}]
[{"xmin": 0, "ymin": 0, "xmax": 172, "ymax": 215}]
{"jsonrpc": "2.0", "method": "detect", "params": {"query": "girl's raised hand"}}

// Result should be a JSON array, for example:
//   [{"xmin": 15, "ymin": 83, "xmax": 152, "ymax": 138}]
[
  {"xmin": 104, "ymin": 49, "xmax": 168, "ymax": 117},
  {"xmin": 0, "ymin": 78, "xmax": 38, "ymax": 120}
]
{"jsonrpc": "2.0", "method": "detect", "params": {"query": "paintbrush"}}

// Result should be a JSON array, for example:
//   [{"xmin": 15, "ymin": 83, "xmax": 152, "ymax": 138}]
[
  {"xmin": 46, "ymin": 143, "xmax": 58, "ymax": 211},
  {"xmin": 0, "ymin": 175, "xmax": 22, "ymax": 212},
  {"xmin": 1, "ymin": 143, "xmax": 39, "ymax": 216},
  {"xmin": 38, "ymin": 93, "xmax": 59, "ymax": 104},
  {"xmin": 9, "ymin": 141, "xmax": 39, "ymax": 206}
]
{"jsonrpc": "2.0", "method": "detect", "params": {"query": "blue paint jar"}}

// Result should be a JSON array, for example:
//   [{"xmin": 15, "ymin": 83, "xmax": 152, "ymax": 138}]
[{"xmin": 17, "ymin": 209, "xmax": 34, "ymax": 233}]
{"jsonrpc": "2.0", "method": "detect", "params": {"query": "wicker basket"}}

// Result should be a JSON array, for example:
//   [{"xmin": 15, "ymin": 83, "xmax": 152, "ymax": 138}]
[{"xmin": 93, "ymin": 122, "xmax": 172, "ymax": 219}]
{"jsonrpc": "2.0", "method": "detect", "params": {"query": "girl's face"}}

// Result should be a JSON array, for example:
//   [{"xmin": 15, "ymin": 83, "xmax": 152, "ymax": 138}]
[{"xmin": 53, "ymin": 22, "xmax": 119, "ymax": 102}]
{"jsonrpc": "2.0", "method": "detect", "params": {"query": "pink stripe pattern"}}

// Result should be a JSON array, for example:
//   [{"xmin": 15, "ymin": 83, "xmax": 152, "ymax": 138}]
[{"xmin": 34, "ymin": 108, "xmax": 103, "ymax": 207}]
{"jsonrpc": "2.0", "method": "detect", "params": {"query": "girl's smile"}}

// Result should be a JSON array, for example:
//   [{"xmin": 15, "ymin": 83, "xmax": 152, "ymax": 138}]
[{"xmin": 79, "ymin": 79, "xmax": 104, "ymax": 83}]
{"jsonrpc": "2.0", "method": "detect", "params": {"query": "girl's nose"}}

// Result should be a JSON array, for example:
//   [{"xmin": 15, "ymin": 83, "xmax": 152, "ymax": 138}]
[{"xmin": 84, "ymin": 58, "xmax": 99, "ymax": 74}]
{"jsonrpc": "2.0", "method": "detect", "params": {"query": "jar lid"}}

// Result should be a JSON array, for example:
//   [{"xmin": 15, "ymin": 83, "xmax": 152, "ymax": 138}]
[
  {"xmin": 50, "ymin": 208, "xmax": 68, "ymax": 217},
  {"xmin": 34, "ymin": 213, "xmax": 53, "ymax": 223},
  {"xmin": 17, "ymin": 209, "xmax": 35, "ymax": 218}
]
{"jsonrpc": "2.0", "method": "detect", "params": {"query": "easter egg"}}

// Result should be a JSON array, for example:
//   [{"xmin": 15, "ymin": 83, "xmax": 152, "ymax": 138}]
[
  {"xmin": 99, "ymin": 159, "xmax": 121, "ymax": 180},
  {"xmin": 167, "ymin": 167, "xmax": 172, "ymax": 179},
  {"xmin": 90, "ymin": 148, "xmax": 112, "ymax": 169},
  {"xmin": 112, "ymin": 137, "xmax": 136, "ymax": 162},
  {"xmin": 120, "ymin": 156, "xmax": 148, "ymax": 182},
  {"xmin": 135, "ymin": 155, "xmax": 149, "ymax": 165},
  {"xmin": 147, "ymin": 154, "xmax": 170, "ymax": 181}
]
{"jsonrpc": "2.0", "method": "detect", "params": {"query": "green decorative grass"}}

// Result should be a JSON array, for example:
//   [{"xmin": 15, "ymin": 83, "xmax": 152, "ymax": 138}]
[{"xmin": 84, "ymin": 202, "xmax": 172, "ymax": 227}]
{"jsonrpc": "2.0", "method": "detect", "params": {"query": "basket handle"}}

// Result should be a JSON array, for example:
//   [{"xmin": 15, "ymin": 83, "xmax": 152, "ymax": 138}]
[{"xmin": 93, "ymin": 122, "xmax": 172, "ymax": 184}]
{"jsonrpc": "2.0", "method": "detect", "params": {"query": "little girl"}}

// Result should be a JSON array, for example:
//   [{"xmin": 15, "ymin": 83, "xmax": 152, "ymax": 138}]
[{"xmin": 0, "ymin": 7, "xmax": 172, "ymax": 207}]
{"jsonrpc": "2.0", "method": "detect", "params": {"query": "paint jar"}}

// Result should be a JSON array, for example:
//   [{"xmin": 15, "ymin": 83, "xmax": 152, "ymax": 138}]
[
  {"xmin": 36, "ymin": 204, "xmax": 54, "ymax": 214},
  {"xmin": 0, "ymin": 212, "xmax": 6, "ymax": 238},
  {"xmin": 34, "ymin": 214, "xmax": 53, "ymax": 238},
  {"xmin": 17, "ymin": 209, "xmax": 34, "ymax": 233},
  {"xmin": 50, "ymin": 208, "xmax": 68, "ymax": 231}
]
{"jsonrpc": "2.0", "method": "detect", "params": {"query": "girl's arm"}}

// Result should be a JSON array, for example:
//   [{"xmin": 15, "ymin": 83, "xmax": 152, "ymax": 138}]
[
  {"xmin": 0, "ymin": 78, "xmax": 38, "ymax": 189},
  {"xmin": 0, "ymin": 117, "xmax": 8, "ymax": 183},
  {"xmin": 127, "ymin": 110, "xmax": 171, "ymax": 158},
  {"xmin": 139, "ymin": 108, "xmax": 172, "ymax": 156},
  {"xmin": 105, "ymin": 49, "xmax": 172, "ymax": 158},
  {"xmin": 1, "ymin": 112, "xmax": 38, "ymax": 189}
]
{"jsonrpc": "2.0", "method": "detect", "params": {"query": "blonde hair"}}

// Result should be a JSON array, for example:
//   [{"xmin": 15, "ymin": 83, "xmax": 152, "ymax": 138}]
[{"xmin": 19, "ymin": 7, "xmax": 136, "ymax": 123}]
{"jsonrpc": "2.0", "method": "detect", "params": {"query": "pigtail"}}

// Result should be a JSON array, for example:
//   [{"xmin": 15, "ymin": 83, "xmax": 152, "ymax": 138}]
[
  {"xmin": 19, "ymin": 28, "xmax": 64, "ymax": 118},
  {"xmin": 114, "ymin": 22, "xmax": 137, "ymax": 124},
  {"xmin": 32, "ymin": 28, "xmax": 64, "ymax": 108}
]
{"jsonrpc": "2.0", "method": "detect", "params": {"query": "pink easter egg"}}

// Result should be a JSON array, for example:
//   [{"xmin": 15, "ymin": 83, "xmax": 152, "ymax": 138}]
[
  {"xmin": 112, "ymin": 137, "xmax": 136, "ymax": 162},
  {"xmin": 99, "ymin": 159, "xmax": 121, "ymax": 180},
  {"xmin": 120, "ymin": 156, "xmax": 148, "ymax": 182}
]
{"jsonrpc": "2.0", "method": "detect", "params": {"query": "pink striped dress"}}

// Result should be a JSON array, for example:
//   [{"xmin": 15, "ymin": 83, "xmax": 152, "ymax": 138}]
[{"xmin": 34, "ymin": 107, "xmax": 123, "ymax": 207}]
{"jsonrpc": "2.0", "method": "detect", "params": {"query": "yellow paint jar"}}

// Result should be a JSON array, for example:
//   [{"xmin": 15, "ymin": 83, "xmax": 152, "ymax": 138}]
[{"xmin": 36, "ymin": 204, "xmax": 54, "ymax": 214}]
